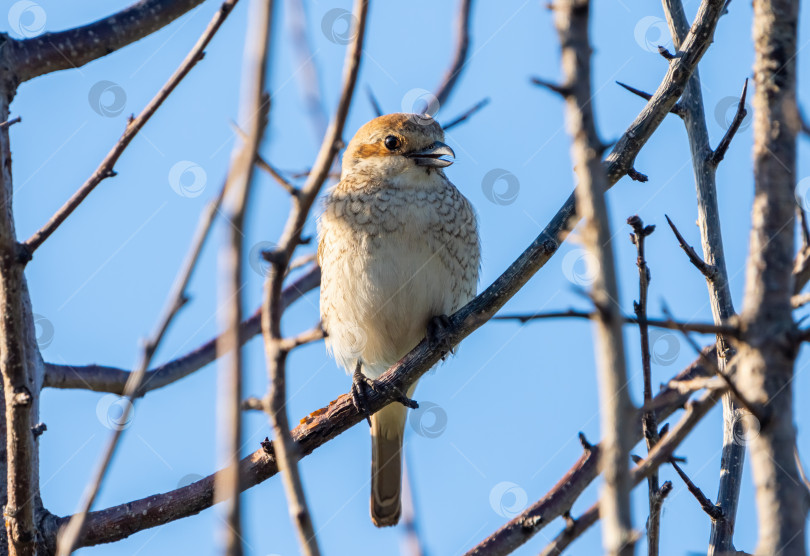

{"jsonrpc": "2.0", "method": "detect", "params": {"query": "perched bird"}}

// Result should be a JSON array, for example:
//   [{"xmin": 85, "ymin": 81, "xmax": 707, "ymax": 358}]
[{"xmin": 318, "ymin": 113, "xmax": 480, "ymax": 527}]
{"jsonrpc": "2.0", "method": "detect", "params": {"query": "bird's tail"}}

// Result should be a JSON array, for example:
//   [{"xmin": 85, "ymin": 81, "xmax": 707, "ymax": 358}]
[{"xmin": 370, "ymin": 402, "xmax": 407, "ymax": 527}]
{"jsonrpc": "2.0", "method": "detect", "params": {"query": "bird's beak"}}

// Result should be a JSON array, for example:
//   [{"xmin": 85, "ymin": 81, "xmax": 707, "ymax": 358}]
[{"xmin": 406, "ymin": 141, "xmax": 455, "ymax": 168}]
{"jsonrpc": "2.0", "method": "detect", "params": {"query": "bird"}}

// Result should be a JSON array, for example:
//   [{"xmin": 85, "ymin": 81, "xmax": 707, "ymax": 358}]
[{"xmin": 317, "ymin": 112, "xmax": 480, "ymax": 527}]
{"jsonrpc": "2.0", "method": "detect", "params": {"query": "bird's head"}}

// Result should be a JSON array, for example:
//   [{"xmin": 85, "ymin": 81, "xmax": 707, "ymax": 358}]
[{"xmin": 341, "ymin": 113, "xmax": 455, "ymax": 184}]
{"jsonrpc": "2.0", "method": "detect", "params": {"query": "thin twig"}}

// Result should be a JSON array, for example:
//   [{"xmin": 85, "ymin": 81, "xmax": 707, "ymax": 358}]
[
  {"xmin": 669, "ymin": 459, "xmax": 723, "ymax": 519},
  {"xmin": 52, "ymin": 5, "xmax": 238, "ymax": 556},
  {"xmin": 286, "ymin": 0, "xmax": 328, "ymax": 140},
  {"xmin": 214, "ymin": 0, "xmax": 274, "ymax": 552},
  {"xmin": 261, "ymin": 1, "xmax": 367, "ymax": 554},
  {"xmin": 552, "ymin": 1, "xmax": 633, "ymax": 553},
  {"xmin": 0, "ymin": 116, "xmax": 21, "ymax": 129},
  {"xmin": 709, "ymin": 79, "xmax": 749, "ymax": 166},
  {"xmin": 537, "ymin": 388, "xmax": 722, "ymax": 555},
  {"xmin": 615, "ymin": 81, "xmax": 685, "ymax": 116},
  {"xmin": 433, "ymin": 0, "xmax": 474, "ymax": 107},
  {"xmin": 22, "ymin": 0, "xmax": 239, "ymax": 257},
  {"xmin": 492, "ymin": 309, "xmax": 738, "ymax": 336},
  {"xmin": 664, "ymin": 214, "xmax": 718, "ymax": 278},
  {"xmin": 628, "ymin": 215, "xmax": 663, "ymax": 556},
  {"xmin": 366, "ymin": 86, "xmax": 383, "ymax": 117},
  {"xmin": 442, "ymin": 98, "xmax": 490, "ymax": 131}
]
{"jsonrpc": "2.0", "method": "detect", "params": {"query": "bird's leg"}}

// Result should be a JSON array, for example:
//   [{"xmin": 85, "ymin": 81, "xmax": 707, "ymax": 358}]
[
  {"xmin": 351, "ymin": 361, "xmax": 418, "ymax": 427},
  {"xmin": 427, "ymin": 314, "xmax": 453, "ymax": 358}
]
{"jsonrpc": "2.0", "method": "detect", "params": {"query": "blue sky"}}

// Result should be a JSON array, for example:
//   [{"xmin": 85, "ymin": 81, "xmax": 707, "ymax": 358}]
[{"xmin": 5, "ymin": 0, "xmax": 810, "ymax": 554}]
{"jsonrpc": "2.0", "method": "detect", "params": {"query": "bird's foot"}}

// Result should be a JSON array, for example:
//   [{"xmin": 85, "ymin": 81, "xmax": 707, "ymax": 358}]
[
  {"xmin": 427, "ymin": 314, "xmax": 453, "ymax": 358},
  {"xmin": 351, "ymin": 363, "xmax": 418, "ymax": 427}
]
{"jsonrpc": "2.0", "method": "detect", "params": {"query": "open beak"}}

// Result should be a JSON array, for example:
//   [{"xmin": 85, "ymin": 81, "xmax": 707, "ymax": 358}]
[{"xmin": 406, "ymin": 141, "xmax": 455, "ymax": 168}]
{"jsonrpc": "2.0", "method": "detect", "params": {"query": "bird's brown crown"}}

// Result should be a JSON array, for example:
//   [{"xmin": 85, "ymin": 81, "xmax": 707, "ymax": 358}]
[{"xmin": 341, "ymin": 113, "xmax": 446, "ymax": 178}]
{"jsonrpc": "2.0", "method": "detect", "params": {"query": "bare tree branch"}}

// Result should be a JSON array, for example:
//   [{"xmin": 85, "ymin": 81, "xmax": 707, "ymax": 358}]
[
  {"xmin": 286, "ymin": 0, "xmax": 328, "ymax": 140},
  {"xmin": 468, "ymin": 355, "xmax": 719, "ymax": 556},
  {"xmin": 493, "ymin": 309, "xmax": 737, "ymax": 336},
  {"xmin": 442, "ymin": 98, "xmax": 490, "ymax": 131},
  {"xmin": 538, "ymin": 388, "xmax": 722, "ymax": 555},
  {"xmin": 627, "ymin": 216, "xmax": 663, "ymax": 556},
  {"xmin": 46, "ymin": 347, "xmax": 713, "ymax": 552},
  {"xmin": 213, "ymin": 0, "xmax": 274, "ymax": 551},
  {"xmin": 0, "ymin": 89, "xmax": 36, "ymax": 556},
  {"xmin": 39, "ymin": 0, "xmax": 726, "ymax": 547},
  {"xmin": 737, "ymin": 0, "xmax": 808, "ymax": 553},
  {"xmin": 6, "ymin": 0, "xmax": 210, "ymax": 83},
  {"xmin": 261, "ymin": 0, "xmax": 367, "ymax": 553},
  {"xmin": 20, "ymin": 0, "xmax": 239, "ymax": 257},
  {"xmin": 659, "ymin": 1, "xmax": 745, "ymax": 551},
  {"xmin": 42, "ymin": 265, "xmax": 320, "ymax": 395},
  {"xmin": 670, "ymin": 459, "xmax": 723, "ymax": 519},
  {"xmin": 665, "ymin": 215, "xmax": 718, "ymax": 279},
  {"xmin": 547, "ymin": 2, "xmax": 633, "ymax": 552},
  {"xmin": 53, "ymin": 26, "xmax": 241, "ymax": 554},
  {"xmin": 433, "ymin": 0, "xmax": 474, "ymax": 107}
]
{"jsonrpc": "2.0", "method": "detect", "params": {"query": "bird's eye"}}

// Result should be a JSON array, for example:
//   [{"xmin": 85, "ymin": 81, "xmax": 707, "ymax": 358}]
[{"xmin": 384, "ymin": 135, "xmax": 401, "ymax": 151}]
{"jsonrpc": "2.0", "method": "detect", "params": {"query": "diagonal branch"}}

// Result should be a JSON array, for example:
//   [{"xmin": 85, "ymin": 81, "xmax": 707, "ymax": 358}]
[
  {"xmin": 433, "ymin": 0, "xmax": 474, "ymax": 107},
  {"xmin": 7, "ymin": 0, "xmax": 210, "ymax": 83},
  {"xmin": 48, "ymin": 347, "xmax": 714, "ymax": 552},
  {"xmin": 21, "ymin": 0, "xmax": 239, "ymax": 257}
]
